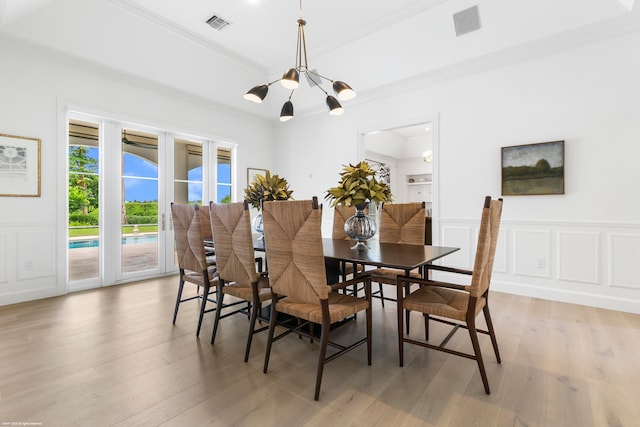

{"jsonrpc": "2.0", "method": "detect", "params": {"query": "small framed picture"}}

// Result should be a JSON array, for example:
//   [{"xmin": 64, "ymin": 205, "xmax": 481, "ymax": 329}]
[
  {"xmin": 0, "ymin": 133, "xmax": 41, "ymax": 197},
  {"xmin": 247, "ymin": 167, "xmax": 267, "ymax": 186}
]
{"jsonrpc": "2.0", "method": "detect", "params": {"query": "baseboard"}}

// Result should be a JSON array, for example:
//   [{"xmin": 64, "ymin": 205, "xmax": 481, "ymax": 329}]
[{"xmin": 492, "ymin": 280, "xmax": 640, "ymax": 314}]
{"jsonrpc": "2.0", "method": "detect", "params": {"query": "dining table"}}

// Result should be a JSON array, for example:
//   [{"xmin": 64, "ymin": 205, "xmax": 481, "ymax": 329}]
[
  {"xmin": 207, "ymin": 237, "xmax": 460, "ymax": 284},
  {"xmin": 321, "ymin": 238, "xmax": 459, "ymax": 284}
]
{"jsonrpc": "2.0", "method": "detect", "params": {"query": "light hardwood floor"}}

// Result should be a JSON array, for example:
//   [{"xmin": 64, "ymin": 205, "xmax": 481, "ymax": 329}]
[{"xmin": 1, "ymin": 275, "xmax": 639, "ymax": 426}]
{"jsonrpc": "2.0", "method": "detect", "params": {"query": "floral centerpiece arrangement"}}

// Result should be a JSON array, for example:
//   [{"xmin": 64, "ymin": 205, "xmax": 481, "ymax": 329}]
[
  {"xmin": 325, "ymin": 161, "xmax": 391, "ymax": 249},
  {"xmin": 244, "ymin": 170, "xmax": 294, "ymax": 210},
  {"xmin": 325, "ymin": 160, "xmax": 391, "ymax": 207},
  {"xmin": 244, "ymin": 170, "xmax": 294, "ymax": 236}
]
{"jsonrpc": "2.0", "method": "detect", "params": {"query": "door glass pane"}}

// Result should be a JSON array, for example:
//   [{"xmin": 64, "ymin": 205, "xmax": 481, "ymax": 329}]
[
  {"xmin": 217, "ymin": 147, "xmax": 231, "ymax": 203},
  {"xmin": 68, "ymin": 119, "xmax": 100, "ymax": 281},
  {"xmin": 174, "ymin": 139, "xmax": 203, "ymax": 204},
  {"xmin": 122, "ymin": 128, "xmax": 159, "ymax": 273}
]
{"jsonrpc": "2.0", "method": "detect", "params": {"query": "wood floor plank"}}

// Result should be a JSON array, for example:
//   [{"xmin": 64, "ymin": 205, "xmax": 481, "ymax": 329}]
[{"xmin": 1, "ymin": 275, "xmax": 639, "ymax": 426}]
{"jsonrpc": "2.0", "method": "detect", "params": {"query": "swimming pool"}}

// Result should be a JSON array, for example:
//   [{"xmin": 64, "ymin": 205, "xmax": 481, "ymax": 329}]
[{"xmin": 69, "ymin": 234, "xmax": 158, "ymax": 249}]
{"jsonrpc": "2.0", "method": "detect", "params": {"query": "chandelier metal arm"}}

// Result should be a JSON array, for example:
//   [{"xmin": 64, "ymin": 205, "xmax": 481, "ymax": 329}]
[
  {"xmin": 298, "ymin": 19, "xmax": 308, "ymax": 71},
  {"xmin": 306, "ymin": 69, "xmax": 335, "ymax": 83}
]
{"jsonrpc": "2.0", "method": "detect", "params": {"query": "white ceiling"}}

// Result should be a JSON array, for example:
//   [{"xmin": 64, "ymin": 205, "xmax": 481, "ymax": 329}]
[
  {"xmin": 116, "ymin": 0, "xmax": 447, "ymax": 71},
  {"xmin": 0, "ymin": 0, "xmax": 638, "ymax": 118}
]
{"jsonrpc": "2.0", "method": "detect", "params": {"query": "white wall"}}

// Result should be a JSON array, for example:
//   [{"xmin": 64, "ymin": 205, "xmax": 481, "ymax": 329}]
[
  {"xmin": 274, "ymin": 31, "xmax": 640, "ymax": 313},
  {"xmin": 0, "ymin": 42, "xmax": 275, "ymax": 305}
]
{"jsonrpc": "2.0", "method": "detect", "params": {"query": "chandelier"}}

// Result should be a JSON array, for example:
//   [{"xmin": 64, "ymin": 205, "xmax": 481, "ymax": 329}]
[{"xmin": 244, "ymin": 0, "xmax": 356, "ymax": 121}]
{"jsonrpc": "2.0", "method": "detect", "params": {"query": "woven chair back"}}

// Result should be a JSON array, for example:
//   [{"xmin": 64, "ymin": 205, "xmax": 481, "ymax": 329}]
[
  {"xmin": 379, "ymin": 202, "xmax": 425, "ymax": 245},
  {"xmin": 262, "ymin": 198, "xmax": 329, "ymax": 303},
  {"xmin": 198, "ymin": 203, "xmax": 213, "ymax": 241},
  {"xmin": 468, "ymin": 197, "xmax": 503, "ymax": 298},
  {"xmin": 171, "ymin": 203, "xmax": 208, "ymax": 273},
  {"xmin": 209, "ymin": 201, "xmax": 259, "ymax": 286},
  {"xmin": 331, "ymin": 205, "xmax": 356, "ymax": 240}
]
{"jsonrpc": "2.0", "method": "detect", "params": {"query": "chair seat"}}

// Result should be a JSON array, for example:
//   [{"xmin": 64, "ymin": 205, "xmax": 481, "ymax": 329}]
[
  {"xmin": 222, "ymin": 276, "xmax": 272, "ymax": 302},
  {"xmin": 183, "ymin": 267, "xmax": 217, "ymax": 287},
  {"xmin": 369, "ymin": 267, "xmax": 422, "ymax": 285},
  {"xmin": 277, "ymin": 292, "xmax": 370, "ymax": 324},
  {"xmin": 403, "ymin": 283, "xmax": 486, "ymax": 322}
]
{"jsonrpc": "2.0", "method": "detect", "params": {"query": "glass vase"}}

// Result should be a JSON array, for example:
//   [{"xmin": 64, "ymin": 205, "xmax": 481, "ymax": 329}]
[
  {"xmin": 344, "ymin": 202, "xmax": 377, "ymax": 250},
  {"xmin": 253, "ymin": 212, "xmax": 264, "ymax": 240}
]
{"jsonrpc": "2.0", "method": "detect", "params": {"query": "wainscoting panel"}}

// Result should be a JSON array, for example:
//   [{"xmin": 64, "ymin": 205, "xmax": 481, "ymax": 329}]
[
  {"xmin": 470, "ymin": 226, "xmax": 508, "ymax": 273},
  {"xmin": 440, "ymin": 225, "xmax": 473, "ymax": 269},
  {"xmin": 438, "ymin": 218, "xmax": 640, "ymax": 313},
  {"xmin": 609, "ymin": 233, "xmax": 640, "ymax": 289},
  {"xmin": 17, "ymin": 230, "xmax": 55, "ymax": 280},
  {"xmin": 0, "ymin": 233, "xmax": 7, "ymax": 283},
  {"xmin": 558, "ymin": 231, "xmax": 600, "ymax": 284},
  {"xmin": 1, "ymin": 224, "xmax": 59, "ymax": 306},
  {"xmin": 513, "ymin": 229, "xmax": 551, "ymax": 278},
  {"xmin": 491, "ymin": 229, "xmax": 508, "ymax": 273}
]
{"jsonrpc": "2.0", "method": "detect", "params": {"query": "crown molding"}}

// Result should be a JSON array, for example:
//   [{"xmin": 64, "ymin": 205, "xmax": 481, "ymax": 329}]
[
  {"xmin": 333, "ymin": 8, "xmax": 640, "ymax": 116},
  {"xmin": 107, "ymin": 0, "xmax": 267, "ymax": 75},
  {"xmin": 0, "ymin": 33, "xmax": 272, "ymax": 123}
]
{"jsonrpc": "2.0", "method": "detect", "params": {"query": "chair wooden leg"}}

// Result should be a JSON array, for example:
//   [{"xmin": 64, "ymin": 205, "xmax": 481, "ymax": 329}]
[
  {"xmin": 468, "ymin": 316, "xmax": 490, "ymax": 394},
  {"xmin": 379, "ymin": 283, "xmax": 385, "ymax": 307},
  {"xmin": 263, "ymin": 301, "xmax": 278, "ymax": 374},
  {"xmin": 396, "ymin": 283, "xmax": 404, "ymax": 367},
  {"xmin": 405, "ymin": 282, "xmax": 411, "ymax": 334},
  {"xmin": 244, "ymin": 298, "xmax": 260, "ymax": 362},
  {"xmin": 211, "ymin": 291, "xmax": 224, "ymax": 345},
  {"xmin": 366, "ymin": 302, "xmax": 372, "ymax": 366},
  {"xmin": 483, "ymin": 304, "xmax": 501, "ymax": 363},
  {"xmin": 297, "ymin": 319, "xmax": 303, "ymax": 340},
  {"xmin": 314, "ymin": 318, "xmax": 331, "ymax": 401},
  {"xmin": 196, "ymin": 282, "xmax": 210, "ymax": 336},
  {"xmin": 424, "ymin": 313, "xmax": 430, "ymax": 341},
  {"xmin": 172, "ymin": 277, "xmax": 185, "ymax": 324}
]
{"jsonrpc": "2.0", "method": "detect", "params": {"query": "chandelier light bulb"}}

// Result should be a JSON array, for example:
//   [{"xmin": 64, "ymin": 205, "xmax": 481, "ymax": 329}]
[
  {"xmin": 326, "ymin": 96, "xmax": 343, "ymax": 115},
  {"xmin": 333, "ymin": 81, "xmax": 356, "ymax": 101},
  {"xmin": 281, "ymin": 68, "xmax": 300, "ymax": 89},
  {"xmin": 244, "ymin": 84, "xmax": 269, "ymax": 103},
  {"xmin": 280, "ymin": 100, "xmax": 294, "ymax": 121}
]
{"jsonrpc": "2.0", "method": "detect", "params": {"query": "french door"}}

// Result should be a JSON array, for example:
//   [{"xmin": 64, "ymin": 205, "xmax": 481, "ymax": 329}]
[{"xmin": 67, "ymin": 113, "xmax": 233, "ymax": 290}]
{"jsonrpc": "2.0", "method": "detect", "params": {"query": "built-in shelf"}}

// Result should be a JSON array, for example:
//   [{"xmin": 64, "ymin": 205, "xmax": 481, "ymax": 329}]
[{"xmin": 406, "ymin": 173, "xmax": 432, "ymax": 185}]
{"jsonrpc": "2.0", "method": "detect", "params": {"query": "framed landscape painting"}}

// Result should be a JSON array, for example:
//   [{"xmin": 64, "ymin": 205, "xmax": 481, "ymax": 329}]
[
  {"xmin": 501, "ymin": 140, "xmax": 564, "ymax": 196},
  {"xmin": 0, "ymin": 133, "xmax": 41, "ymax": 197}
]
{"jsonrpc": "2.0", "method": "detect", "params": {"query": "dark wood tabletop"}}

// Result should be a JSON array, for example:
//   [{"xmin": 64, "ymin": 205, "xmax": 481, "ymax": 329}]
[
  {"xmin": 207, "ymin": 238, "xmax": 459, "ymax": 278},
  {"xmin": 321, "ymin": 238, "xmax": 459, "ymax": 270}
]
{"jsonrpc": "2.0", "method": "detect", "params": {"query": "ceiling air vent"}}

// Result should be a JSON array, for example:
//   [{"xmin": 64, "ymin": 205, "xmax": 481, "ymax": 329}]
[
  {"xmin": 453, "ymin": 5, "xmax": 481, "ymax": 37},
  {"xmin": 206, "ymin": 14, "xmax": 231, "ymax": 31}
]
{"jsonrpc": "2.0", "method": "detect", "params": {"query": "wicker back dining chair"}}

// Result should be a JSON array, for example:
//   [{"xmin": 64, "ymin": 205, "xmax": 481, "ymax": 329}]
[
  {"xmin": 370, "ymin": 202, "xmax": 426, "ymax": 306},
  {"xmin": 197, "ymin": 203, "xmax": 215, "ymax": 256},
  {"xmin": 331, "ymin": 205, "xmax": 366, "ymax": 283},
  {"xmin": 261, "ymin": 198, "xmax": 372, "ymax": 401},
  {"xmin": 396, "ymin": 196, "xmax": 503, "ymax": 394},
  {"xmin": 171, "ymin": 202, "xmax": 218, "ymax": 336},
  {"xmin": 209, "ymin": 201, "xmax": 273, "ymax": 362},
  {"xmin": 332, "ymin": 204, "xmax": 355, "ymax": 240}
]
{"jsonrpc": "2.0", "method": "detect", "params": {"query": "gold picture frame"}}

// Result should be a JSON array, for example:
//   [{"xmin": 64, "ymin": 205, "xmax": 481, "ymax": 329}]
[
  {"xmin": 0, "ymin": 133, "xmax": 41, "ymax": 197},
  {"xmin": 247, "ymin": 167, "xmax": 267, "ymax": 186}
]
